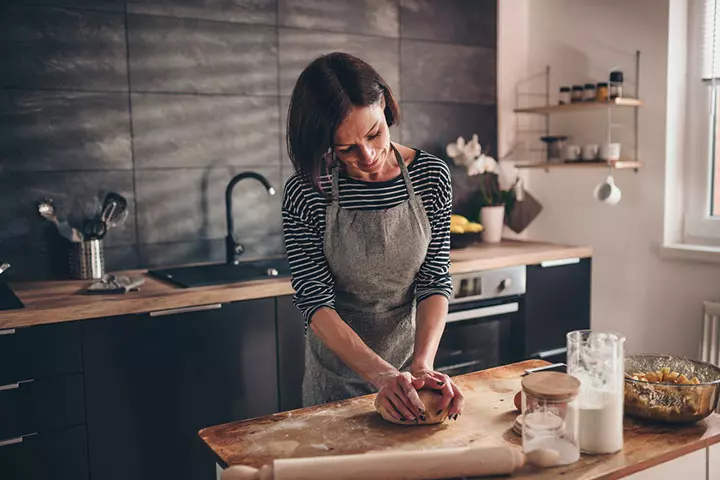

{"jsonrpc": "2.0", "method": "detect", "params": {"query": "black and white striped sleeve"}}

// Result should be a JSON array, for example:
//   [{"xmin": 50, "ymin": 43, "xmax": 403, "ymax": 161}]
[
  {"xmin": 281, "ymin": 177, "xmax": 335, "ymax": 325},
  {"xmin": 415, "ymin": 160, "xmax": 453, "ymax": 302}
]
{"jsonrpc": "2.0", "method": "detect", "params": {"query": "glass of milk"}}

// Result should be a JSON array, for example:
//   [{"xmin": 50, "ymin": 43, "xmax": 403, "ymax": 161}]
[{"xmin": 566, "ymin": 330, "xmax": 625, "ymax": 454}]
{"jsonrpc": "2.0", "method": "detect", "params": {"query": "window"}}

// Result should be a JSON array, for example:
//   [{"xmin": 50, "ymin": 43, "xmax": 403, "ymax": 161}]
[
  {"xmin": 714, "ymin": 92, "xmax": 720, "ymax": 216},
  {"xmin": 684, "ymin": 0, "xmax": 720, "ymax": 241},
  {"xmin": 705, "ymin": 0, "xmax": 720, "ymax": 217}
]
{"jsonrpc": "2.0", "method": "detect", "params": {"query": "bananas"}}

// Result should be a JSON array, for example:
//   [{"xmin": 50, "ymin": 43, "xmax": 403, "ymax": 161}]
[
  {"xmin": 465, "ymin": 222, "xmax": 483, "ymax": 233},
  {"xmin": 450, "ymin": 214, "xmax": 483, "ymax": 234},
  {"xmin": 451, "ymin": 214, "xmax": 469, "ymax": 227}
]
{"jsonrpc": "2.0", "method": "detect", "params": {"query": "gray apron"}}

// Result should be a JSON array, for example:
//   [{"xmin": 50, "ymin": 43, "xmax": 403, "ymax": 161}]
[{"xmin": 302, "ymin": 145, "xmax": 432, "ymax": 407}]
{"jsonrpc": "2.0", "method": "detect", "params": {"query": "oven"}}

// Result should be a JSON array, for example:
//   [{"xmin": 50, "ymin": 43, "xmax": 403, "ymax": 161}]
[{"xmin": 435, "ymin": 266, "xmax": 526, "ymax": 377}]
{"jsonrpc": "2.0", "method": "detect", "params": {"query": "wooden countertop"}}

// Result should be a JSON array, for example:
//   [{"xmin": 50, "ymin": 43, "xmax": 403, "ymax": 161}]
[
  {"xmin": 199, "ymin": 360, "xmax": 720, "ymax": 479},
  {"xmin": 0, "ymin": 240, "xmax": 591, "ymax": 330}
]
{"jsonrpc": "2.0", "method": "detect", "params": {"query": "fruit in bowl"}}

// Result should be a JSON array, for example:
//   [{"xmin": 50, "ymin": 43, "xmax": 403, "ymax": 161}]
[
  {"xmin": 450, "ymin": 214, "xmax": 483, "ymax": 248},
  {"xmin": 624, "ymin": 354, "xmax": 720, "ymax": 423}
]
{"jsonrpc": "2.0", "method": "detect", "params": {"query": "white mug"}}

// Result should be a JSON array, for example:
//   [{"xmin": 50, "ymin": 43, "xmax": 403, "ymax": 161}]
[
  {"xmin": 600, "ymin": 143, "xmax": 621, "ymax": 161},
  {"xmin": 564, "ymin": 144, "xmax": 581, "ymax": 161},
  {"xmin": 594, "ymin": 175, "xmax": 622, "ymax": 205},
  {"xmin": 582, "ymin": 144, "xmax": 600, "ymax": 161}
]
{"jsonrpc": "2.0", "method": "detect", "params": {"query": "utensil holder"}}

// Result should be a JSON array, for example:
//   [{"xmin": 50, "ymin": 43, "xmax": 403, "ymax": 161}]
[{"xmin": 69, "ymin": 239, "xmax": 105, "ymax": 280}]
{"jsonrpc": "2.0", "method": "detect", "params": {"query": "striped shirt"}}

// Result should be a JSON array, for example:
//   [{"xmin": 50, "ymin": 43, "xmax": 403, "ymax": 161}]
[{"xmin": 282, "ymin": 149, "xmax": 453, "ymax": 324}]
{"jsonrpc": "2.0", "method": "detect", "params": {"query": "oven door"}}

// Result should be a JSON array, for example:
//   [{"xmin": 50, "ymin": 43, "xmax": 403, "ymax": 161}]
[{"xmin": 435, "ymin": 297, "xmax": 524, "ymax": 377}]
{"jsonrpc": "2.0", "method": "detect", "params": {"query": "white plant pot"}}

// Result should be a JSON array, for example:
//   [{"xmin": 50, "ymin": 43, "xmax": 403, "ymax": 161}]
[{"xmin": 480, "ymin": 205, "xmax": 505, "ymax": 243}]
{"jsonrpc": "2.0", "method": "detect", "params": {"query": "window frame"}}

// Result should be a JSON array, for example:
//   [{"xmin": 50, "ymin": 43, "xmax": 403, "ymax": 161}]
[{"xmin": 684, "ymin": 0, "xmax": 720, "ymax": 244}]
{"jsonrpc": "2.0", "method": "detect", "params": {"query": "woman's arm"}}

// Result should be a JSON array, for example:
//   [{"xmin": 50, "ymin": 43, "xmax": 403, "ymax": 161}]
[
  {"xmin": 310, "ymin": 307, "xmax": 427, "ymax": 421},
  {"xmin": 410, "ymin": 156, "xmax": 464, "ymax": 418},
  {"xmin": 310, "ymin": 307, "xmax": 397, "ymax": 386},
  {"xmin": 411, "ymin": 295, "xmax": 449, "ymax": 373},
  {"xmin": 411, "ymin": 295, "xmax": 464, "ymax": 418}
]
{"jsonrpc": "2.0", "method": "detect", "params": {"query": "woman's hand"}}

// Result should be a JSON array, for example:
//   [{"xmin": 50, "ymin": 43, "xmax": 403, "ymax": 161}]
[
  {"xmin": 411, "ymin": 368, "xmax": 465, "ymax": 420},
  {"xmin": 373, "ymin": 371, "xmax": 427, "ymax": 423}
]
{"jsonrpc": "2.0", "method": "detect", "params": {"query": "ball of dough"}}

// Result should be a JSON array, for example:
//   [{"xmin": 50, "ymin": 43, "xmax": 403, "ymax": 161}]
[{"xmin": 375, "ymin": 389, "xmax": 450, "ymax": 425}]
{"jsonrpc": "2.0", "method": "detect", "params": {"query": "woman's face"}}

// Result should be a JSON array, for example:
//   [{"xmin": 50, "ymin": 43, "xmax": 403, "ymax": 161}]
[{"xmin": 333, "ymin": 99, "xmax": 391, "ymax": 178}]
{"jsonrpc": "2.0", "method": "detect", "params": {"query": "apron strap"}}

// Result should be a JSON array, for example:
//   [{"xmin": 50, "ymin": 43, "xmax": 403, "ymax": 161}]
[
  {"xmin": 392, "ymin": 143, "xmax": 415, "ymax": 197},
  {"xmin": 330, "ymin": 165, "xmax": 340, "ymax": 204}
]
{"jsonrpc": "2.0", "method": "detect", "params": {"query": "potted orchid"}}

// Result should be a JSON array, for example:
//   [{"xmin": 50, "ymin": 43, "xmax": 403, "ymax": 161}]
[{"xmin": 446, "ymin": 135, "xmax": 519, "ymax": 243}]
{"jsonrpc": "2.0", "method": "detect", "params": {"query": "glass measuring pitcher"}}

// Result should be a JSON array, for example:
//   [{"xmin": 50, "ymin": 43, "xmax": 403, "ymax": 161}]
[{"xmin": 566, "ymin": 330, "xmax": 625, "ymax": 454}]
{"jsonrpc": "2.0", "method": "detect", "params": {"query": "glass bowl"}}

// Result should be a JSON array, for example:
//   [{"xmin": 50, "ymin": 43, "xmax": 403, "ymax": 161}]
[{"xmin": 624, "ymin": 354, "xmax": 720, "ymax": 423}]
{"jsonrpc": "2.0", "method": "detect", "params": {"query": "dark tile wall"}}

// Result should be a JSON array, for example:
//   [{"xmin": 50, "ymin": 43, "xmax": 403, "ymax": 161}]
[{"xmin": 0, "ymin": 0, "xmax": 496, "ymax": 280}]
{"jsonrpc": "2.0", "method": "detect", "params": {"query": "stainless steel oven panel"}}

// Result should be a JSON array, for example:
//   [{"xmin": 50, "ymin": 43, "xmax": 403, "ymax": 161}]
[{"xmin": 449, "ymin": 266, "xmax": 526, "ymax": 304}]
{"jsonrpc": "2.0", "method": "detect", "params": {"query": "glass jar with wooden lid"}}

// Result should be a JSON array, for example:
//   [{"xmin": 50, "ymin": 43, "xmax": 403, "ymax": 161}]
[{"xmin": 521, "ymin": 372, "xmax": 581, "ymax": 466}]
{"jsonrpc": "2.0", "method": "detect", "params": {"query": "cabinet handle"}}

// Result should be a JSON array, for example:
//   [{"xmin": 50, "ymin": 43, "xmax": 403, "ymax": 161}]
[
  {"xmin": 540, "ymin": 258, "xmax": 580, "ymax": 268},
  {"xmin": 149, "ymin": 303, "xmax": 222, "ymax": 317},
  {"xmin": 532, "ymin": 347, "xmax": 568, "ymax": 359},
  {"xmin": 0, "ymin": 329, "xmax": 16, "ymax": 336},
  {"xmin": 0, "ymin": 379, "xmax": 33, "ymax": 392},
  {"xmin": 0, "ymin": 433, "xmax": 36, "ymax": 448}
]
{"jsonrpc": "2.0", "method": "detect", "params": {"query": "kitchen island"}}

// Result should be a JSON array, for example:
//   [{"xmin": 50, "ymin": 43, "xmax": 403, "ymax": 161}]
[{"xmin": 200, "ymin": 360, "xmax": 720, "ymax": 480}]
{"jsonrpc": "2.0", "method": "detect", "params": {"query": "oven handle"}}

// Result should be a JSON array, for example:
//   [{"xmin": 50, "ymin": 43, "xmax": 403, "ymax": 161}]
[{"xmin": 446, "ymin": 302, "xmax": 519, "ymax": 324}]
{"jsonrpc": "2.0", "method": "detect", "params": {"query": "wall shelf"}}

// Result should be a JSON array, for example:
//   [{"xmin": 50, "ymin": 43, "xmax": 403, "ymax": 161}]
[
  {"xmin": 514, "ymin": 97, "xmax": 644, "ymax": 115},
  {"xmin": 516, "ymin": 161, "xmax": 642, "ymax": 171},
  {"xmin": 513, "ymin": 51, "xmax": 642, "ymax": 172}
]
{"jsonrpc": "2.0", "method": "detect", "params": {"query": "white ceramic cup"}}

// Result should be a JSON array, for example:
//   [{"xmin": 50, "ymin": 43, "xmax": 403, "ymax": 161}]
[
  {"xmin": 594, "ymin": 175, "xmax": 622, "ymax": 205},
  {"xmin": 564, "ymin": 144, "xmax": 581, "ymax": 161},
  {"xmin": 581, "ymin": 144, "xmax": 600, "ymax": 161},
  {"xmin": 600, "ymin": 143, "xmax": 621, "ymax": 161}
]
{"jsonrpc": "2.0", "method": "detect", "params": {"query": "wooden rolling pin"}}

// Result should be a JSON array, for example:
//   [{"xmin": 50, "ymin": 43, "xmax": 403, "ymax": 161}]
[{"xmin": 222, "ymin": 444, "xmax": 526, "ymax": 480}]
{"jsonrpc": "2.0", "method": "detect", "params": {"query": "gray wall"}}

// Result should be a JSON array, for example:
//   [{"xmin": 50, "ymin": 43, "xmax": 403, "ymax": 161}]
[{"xmin": 0, "ymin": 0, "xmax": 497, "ymax": 280}]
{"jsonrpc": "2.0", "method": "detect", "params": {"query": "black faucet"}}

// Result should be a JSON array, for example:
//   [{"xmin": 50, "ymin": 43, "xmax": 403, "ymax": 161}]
[{"xmin": 225, "ymin": 172, "xmax": 276, "ymax": 265}]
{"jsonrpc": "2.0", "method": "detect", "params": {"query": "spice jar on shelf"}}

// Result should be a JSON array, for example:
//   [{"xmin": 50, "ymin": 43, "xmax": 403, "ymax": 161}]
[
  {"xmin": 583, "ymin": 83, "xmax": 596, "ymax": 102},
  {"xmin": 609, "ymin": 70, "xmax": 624, "ymax": 99},
  {"xmin": 522, "ymin": 372, "xmax": 581, "ymax": 467},
  {"xmin": 571, "ymin": 85, "xmax": 584, "ymax": 103},
  {"xmin": 559, "ymin": 86, "xmax": 571, "ymax": 105},
  {"xmin": 596, "ymin": 82, "xmax": 609, "ymax": 102}
]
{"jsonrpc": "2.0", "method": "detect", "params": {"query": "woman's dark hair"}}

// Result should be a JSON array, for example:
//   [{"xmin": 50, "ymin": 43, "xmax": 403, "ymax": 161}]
[{"xmin": 286, "ymin": 52, "xmax": 400, "ymax": 188}]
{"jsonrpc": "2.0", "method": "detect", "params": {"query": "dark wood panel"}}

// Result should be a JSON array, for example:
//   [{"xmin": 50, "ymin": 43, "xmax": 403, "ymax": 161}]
[
  {"xmin": 0, "ymin": 374, "xmax": 85, "ymax": 440},
  {"xmin": 0, "ymin": 322, "xmax": 82, "ymax": 385},
  {"xmin": 0, "ymin": 425, "xmax": 89, "ymax": 480},
  {"xmin": 525, "ymin": 258, "xmax": 592, "ymax": 359},
  {"xmin": 276, "ymin": 295, "xmax": 305, "ymax": 411},
  {"xmin": 83, "ymin": 299, "xmax": 278, "ymax": 480}
]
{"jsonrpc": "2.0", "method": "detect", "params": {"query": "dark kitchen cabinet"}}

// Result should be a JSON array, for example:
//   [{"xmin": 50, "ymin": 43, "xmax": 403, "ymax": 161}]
[
  {"xmin": 0, "ymin": 425, "xmax": 89, "ymax": 480},
  {"xmin": 524, "ymin": 258, "xmax": 592, "ymax": 362},
  {"xmin": 0, "ymin": 322, "xmax": 82, "ymax": 385},
  {"xmin": 0, "ymin": 374, "xmax": 85, "ymax": 441},
  {"xmin": 82, "ymin": 299, "xmax": 279, "ymax": 480},
  {"xmin": 276, "ymin": 295, "xmax": 305, "ymax": 411}
]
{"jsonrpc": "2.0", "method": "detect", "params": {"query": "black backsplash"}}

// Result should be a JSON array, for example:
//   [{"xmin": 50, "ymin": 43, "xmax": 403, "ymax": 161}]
[{"xmin": 0, "ymin": 0, "xmax": 497, "ymax": 280}]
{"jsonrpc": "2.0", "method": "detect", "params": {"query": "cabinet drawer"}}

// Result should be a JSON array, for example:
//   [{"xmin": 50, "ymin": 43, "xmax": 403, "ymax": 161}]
[
  {"xmin": 0, "ymin": 322, "xmax": 82, "ymax": 385},
  {"xmin": 0, "ymin": 425, "xmax": 89, "ymax": 480},
  {"xmin": 0, "ymin": 374, "xmax": 85, "ymax": 440}
]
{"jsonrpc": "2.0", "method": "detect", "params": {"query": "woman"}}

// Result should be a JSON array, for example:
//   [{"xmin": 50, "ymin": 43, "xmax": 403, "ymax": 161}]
[{"xmin": 282, "ymin": 52, "xmax": 464, "ymax": 422}]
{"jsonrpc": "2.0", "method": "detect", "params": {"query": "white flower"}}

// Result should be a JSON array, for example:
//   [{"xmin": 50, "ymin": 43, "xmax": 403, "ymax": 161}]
[
  {"xmin": 446, "ymin": 134, "xmax": 484, "ymax": 168},
  {"xmin": 467, "ymin": 153, "xmax": 499, "ymax": 176}
]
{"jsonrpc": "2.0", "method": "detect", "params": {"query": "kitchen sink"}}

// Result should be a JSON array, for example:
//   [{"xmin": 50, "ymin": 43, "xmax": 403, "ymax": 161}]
[{"xmin": 147, "ymin": 257, "xmax": 291, "ymax": 288}]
